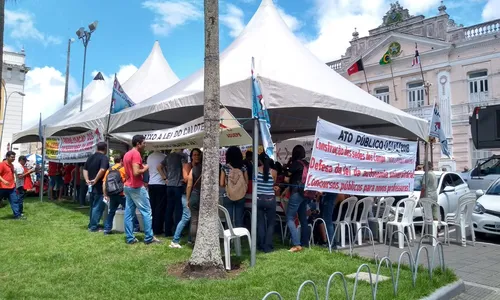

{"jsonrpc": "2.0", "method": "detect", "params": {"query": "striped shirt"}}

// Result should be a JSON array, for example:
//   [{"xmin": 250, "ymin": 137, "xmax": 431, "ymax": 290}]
[{"xmin": 256, "ymin": 171, "xmax": 274, "ymax": 196}]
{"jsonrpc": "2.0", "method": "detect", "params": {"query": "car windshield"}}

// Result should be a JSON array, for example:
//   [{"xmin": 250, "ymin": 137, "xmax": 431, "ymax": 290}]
[
  {"xmin": 413, "ymin": 174, "xmax": 441, "ymax": 191},
  {"xmin": 486, "ymin": 179, "xmax": 500, "ymax": 195}
]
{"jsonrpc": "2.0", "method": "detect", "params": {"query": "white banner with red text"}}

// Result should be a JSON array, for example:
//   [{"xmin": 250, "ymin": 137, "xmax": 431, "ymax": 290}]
[
  {"xmin": 112, "ymin": 108, "xmax": 252, "ymax": 151},
  {"xmin": 305, "ymin": 118, "xmax": 417, "ymax": 196},
  {"xmin": 45, "ymin": 129, "xmax": 104, "ymax": 163}
]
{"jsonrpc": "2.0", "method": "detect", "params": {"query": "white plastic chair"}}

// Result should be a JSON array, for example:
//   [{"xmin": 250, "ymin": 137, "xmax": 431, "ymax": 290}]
[
  {"xmin": 419, "ymin": 198, "xmax": 449, "ymax": 246},
  {"xmin": 331, "ymin": 196, "xmax": 358, "ymax": 248},
  {"xmin": 385, "ymin": 198, "xmax": 417, "ymax": 249},
  {"xmin": 446, "ymin": 193, "xmax": 476, "ymax": 247},
  {"xmin": 218, "ymin": 205, "xmax": 251, "ymax": 270},
  {"xmin": 351, "ymin": 197, "xmax": 374, "ymax": 245},
  {"xmin": 368, "ymin": 197, "xmax": 395, "ymax": 243}
]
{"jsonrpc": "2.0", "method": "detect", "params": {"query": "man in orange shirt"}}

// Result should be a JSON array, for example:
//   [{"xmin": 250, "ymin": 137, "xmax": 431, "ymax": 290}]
[
  {"xmin": 103, "ymin": 155, "xmax": 139, "ymax": 234},
  {"xmin": 0, "ymin": 151, "xmax": 23, "ymax": 219}
]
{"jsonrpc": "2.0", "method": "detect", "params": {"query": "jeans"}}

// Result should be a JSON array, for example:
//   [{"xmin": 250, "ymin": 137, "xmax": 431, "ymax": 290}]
[
  {"xmin": 0, "ymin": 188, "xmax": 21, "ymax": 218},
  {"xmin": 189, "ymin": 192, "xmax": 201, "ymax": 242},
  {"xmin": 124, "ymin": 186, "xmax": 154, "ymax": 243},
  {"xmin": 257, "ymin": 195, "xmax": 276, "ymax": 252},
  {"xmin": 104, "ymin": 194, "xmax": 139, "ymax": 233},
  {"xmin": 79, "ymin": 181, "xmax": 88, "ymax": 206},
  {"xmin": 165, "ymin": 186, "xmax": 183, "ymax": 236},
  {"xmin": 223, "ymin": 197, "xmax": 245, "ymax": 228},
  {"xmin": 286, "ymin": 192, "xmax": 309, "ymax": 247},
  {"xmin": 149, "ymin": 185, "xmax": 167, "ymax": 234},
  {"xmin": 17, "ymin": 187, "xmax": 25, "ymax": 215},
  {"xmin": 322, "ymin": 193, "xmax": 337, "ymax": 246},
  {"xmin": 172, "ymin": 194, "xmax": 191, "ymax": 243},
  {"xmin": 88, "ymin": 192, "xmax": 105, "ymax": 231}
]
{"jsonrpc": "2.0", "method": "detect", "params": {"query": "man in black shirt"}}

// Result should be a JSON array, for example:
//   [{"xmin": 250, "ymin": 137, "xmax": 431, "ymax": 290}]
[{"xmin": 84, "ymin": 142, "xmax": 110, "ymax": 232}]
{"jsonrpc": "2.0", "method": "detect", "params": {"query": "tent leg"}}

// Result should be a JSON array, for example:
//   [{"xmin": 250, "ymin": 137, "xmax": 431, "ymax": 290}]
[
  {"xmin": 250, "ymin": 118, "xmax": 258, "ymax": 267},
  {"xmin": 424, "ymin": 142, "xmax": 429, "ymax": 198}
]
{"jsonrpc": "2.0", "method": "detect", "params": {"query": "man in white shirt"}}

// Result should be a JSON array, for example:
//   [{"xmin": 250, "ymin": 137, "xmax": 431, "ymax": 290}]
[
  {"xmin": 14, "ymin": 156, "xmax": 35, "ymax": 216},
  {"xmin": 146, "ymin": 151, "xmax": 167, "ymax": 235}
]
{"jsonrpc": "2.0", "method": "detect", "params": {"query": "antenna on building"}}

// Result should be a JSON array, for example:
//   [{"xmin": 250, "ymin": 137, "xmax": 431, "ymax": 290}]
[{"xmin": 21, "ymin": 45, "xmax": 25, "ymax": 53}]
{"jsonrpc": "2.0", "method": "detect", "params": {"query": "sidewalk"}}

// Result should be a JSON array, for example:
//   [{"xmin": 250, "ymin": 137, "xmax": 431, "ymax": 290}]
[{"xmin": 340, "ymin": 232, "xmax": 500, "ymax": 299}]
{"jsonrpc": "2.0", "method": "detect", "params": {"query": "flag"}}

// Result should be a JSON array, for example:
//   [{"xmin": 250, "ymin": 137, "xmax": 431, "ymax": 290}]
[
  {"xmin": 412, "ymin": 44, "xmax": 421, "ymax": 67},
  {"xmin": 38, "ymin": 113, "xmax": 43, "ymax": 142},
  {"xmin": 110, "ymin": 75, "xmax": 135, "ymax": 114},
  {"xmin": 347, "ymin": 58, "xmax": 364, "ymax": 76},
  {"xmin": 379, "ymin": 50, "xmax": 391, "ymax": 65},
  {"xmin": 429, "ymin": 103, "xmax": 451, "ymax": 158},
  {"xmin": 251, "ymin": 57, "xmax": 273, "ymax": 158}
]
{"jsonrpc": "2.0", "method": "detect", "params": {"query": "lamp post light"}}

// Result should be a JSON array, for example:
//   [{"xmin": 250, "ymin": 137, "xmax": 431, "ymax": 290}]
[
  {"xmin": 0, "ymin": 91, "xmax": 26, "ymax": 157},
  {"xmin": 76, "ymin": 20, "xmax": 98, "ymax": 112}
]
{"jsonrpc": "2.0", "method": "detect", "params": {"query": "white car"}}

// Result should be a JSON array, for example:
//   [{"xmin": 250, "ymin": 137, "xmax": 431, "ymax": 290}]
[
  {"xmin": 394, "ymin": 171, "xmax": 470, "ymax": 222},
  {"xmin": 472, "ymin": 178, "xmax": 500, "ymax": 235}
]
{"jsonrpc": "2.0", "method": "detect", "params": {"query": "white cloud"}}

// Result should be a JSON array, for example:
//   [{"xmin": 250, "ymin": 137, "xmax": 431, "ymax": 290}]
[
  {"xmin": 91, "ymin": 64, "xmax": 139, "ymax": 91},
  {"xmin": 23, "ymin": 67, "xmax": 78, "ymax": 128},
  {"xmin": 221, "ymin": 4, "xmax": 246, "ymax": 38},
  {"xmin": 3, "ymin": 45, "xmax": 15, "ymax": 52},
  {"xmin": 5, "ymin": 10, "xmax": 62, "ymax": 46},
  {"xmin": 142, "ymin": 0, "xmax": 202, "ymax": 36},
  {"xmin": 398, "ymin": 0, "xmax": 441, "ymax": 15},
  {"xmin": 482, "ymin": 0, "xmax": 500, "ymax": 21},
  {"xmin": 220, "ymin": 3, "xmax": 302, "ymax": 38}
]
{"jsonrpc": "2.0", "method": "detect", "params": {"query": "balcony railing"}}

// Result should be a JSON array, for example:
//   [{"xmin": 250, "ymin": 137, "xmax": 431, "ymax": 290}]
[
  {"xmin": 448, "ymin": 19, "xmax": 500, "ymax": 42},
  {"xmin": 403, "ymin": 105, "xmax": 433, "ymax": 120},
  {"xmin": 3, "ymin": 52, "xmax": 25, "ymax": 66},
  {"xmin": 326, "ymin": 59, "xmax": 343, "ymax": 71}
]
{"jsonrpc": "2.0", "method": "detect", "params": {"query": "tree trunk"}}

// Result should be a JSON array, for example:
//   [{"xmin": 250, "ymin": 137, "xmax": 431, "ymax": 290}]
[
  {"xmin": 0, "ymin": 0, "xmax": 5, "ymax": 92},
  {"xmin": 183, "ymin": 0, "xmax": 225, "ymax": 278}
]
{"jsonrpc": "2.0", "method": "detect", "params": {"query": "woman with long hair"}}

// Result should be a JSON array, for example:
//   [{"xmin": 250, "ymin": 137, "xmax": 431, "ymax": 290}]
[
  {"xmin": 220, "ymin": 146, "xmax": 249, "ymax": 228},
  {"xmin": 285, "ymin": 145, "xmax": 310, "ymax": 252},
  {"xmin": 171, "ymin": 148, "xmax": 202, "ymax": 247},
  {"xmin": 256, "ymin": 152, "xmax": 278, "ymax": 252}
]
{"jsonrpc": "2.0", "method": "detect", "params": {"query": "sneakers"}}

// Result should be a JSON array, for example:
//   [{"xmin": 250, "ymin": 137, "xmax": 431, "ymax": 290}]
[
  {"xmin": 145, "ymin": 237, "xmax": 163, "ymax": 245},
  {"xmin": 127, "ymin": 238, "xmax": 139, "ymax": 245},
  {"xmin": 169, "ymin": 242, "xmax": 182, "ymax": 249},
  {"xmin": 288, "ymin": 246, "xmax": 303, "ymax": 253}
]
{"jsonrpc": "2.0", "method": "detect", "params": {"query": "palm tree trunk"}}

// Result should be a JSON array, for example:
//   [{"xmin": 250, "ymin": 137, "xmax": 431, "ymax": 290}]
[
  {"xmin": 184, "ymin": 0, "xmax": 225, "ymax": 278},
  {"xmin": 0, "ymin": 0, "xmax": 5, "ymax": 90}
]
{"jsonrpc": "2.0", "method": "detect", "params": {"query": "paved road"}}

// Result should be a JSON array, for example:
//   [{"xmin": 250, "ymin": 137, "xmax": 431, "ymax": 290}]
[{"xmin": 340, "ymin": 230, "xmax": 500, "ymax": 299}]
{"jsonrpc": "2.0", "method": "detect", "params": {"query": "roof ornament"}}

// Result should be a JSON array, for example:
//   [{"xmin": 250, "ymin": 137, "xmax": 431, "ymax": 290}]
[
  {"xmin": 438, "ymin": 1, "xmax": 447, "ymax": 15},
  {"xmin": 352, "ymin": 27, "xmax": 359, "ymax": 40}
]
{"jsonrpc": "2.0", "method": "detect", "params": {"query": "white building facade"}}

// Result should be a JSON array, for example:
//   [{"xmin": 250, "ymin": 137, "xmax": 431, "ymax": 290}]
[
  {"xmin": 1, "ymin": 50, "xmax": 29, "ymax": 158},
  {"xmin": 328, "ymin": 1, "xmax": 500, "ymax": 171}
]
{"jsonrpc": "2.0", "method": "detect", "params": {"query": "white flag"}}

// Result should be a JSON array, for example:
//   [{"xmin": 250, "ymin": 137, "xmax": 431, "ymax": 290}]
[{"xmin": 429, "ymin": 103, "xmax": 451, "ymax": 158}]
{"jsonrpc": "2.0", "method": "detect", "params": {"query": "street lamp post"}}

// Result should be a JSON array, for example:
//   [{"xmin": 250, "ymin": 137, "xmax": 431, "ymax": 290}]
[
  {"xmin": 76, "ymin": 21, "xmax": 98, "ymax": 112},
  {"xmin": 0, "ymin": 91, "xmax": 26, "ymax": 157},
  {"xmin": 63, "ymin": 38, "xmax": 75, "ymax": 106}
]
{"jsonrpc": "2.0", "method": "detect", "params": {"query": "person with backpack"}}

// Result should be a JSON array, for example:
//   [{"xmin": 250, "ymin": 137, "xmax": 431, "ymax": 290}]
[
  {"xmin": 284, "ymin": 145, "xmax": 311, "ymax": 252},
  {"xmin": 220, "ymin": 146, "xmax": 249, "ymax": 229},
  {"xmin": 103, "ymin": 155, "xmax": 139, "ymax": 235}
]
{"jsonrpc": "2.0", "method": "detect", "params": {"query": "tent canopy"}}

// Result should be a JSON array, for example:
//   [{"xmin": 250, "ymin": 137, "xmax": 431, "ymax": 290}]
[
  {"xmin": 14, "ymin": 72, "xmax": 111, "ymax": 144},
  {"xmin": 108, "ymin": 0, "xmax": 428, "ymax": 141},
  {"xmin": 13, "ymin": 41, "xmax": 180, "ymax": 143}
]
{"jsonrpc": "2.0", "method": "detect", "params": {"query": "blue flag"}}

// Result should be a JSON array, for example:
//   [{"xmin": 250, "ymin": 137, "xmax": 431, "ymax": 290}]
[
  {"xmin": 429, "ymin": 102, "xmax": 451, "ymax": 158},
  {"xmin": 38, "ymin": 113, "xmax": 43, "ymax": 142},
  {"xmin": 110, "ymin": 75, "xmax": 135, "ymax": 114},
  {"xmin": 251, "ymin": 58, "xmax": 273, "ymax": 157}
]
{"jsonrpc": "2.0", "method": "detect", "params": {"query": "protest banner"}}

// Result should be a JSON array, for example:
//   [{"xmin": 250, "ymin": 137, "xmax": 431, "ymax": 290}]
[
  {"xmin": 113, "ymin": 108, "xmax": 251, "ymax": 151},
  {"xmin": 45, "ymin": 129, "xmax": 104, "ymax": 163},
  {"xmin": 275, "ymin": 137, "xmax": 314, "ymax": 165},
  {"xmin": 305, "ymin": 118, "xmax": 417, "ymax": 196}
]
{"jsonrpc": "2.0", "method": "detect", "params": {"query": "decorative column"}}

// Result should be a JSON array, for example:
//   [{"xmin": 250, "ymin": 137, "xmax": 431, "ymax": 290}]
[{"xmin": 437, "ymin": 70, "xmax": 456, "ymax": 171}]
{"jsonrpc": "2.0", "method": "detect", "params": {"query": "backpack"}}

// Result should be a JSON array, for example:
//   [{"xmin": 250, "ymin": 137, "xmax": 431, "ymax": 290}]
[
  {"xmin": 105, "ymin": 166, "xmax": 124, "ymax": 196},
  {"xmin": 298, "ymin": 160, "xmax": 316, "ymax": 200},
  {"xmin": 226, "ymin": 166, "xmax": 247, "ymax": 201}
]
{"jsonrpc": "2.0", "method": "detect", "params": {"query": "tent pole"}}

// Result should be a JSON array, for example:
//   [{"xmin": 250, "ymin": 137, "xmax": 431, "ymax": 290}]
[
  {"xmin": 250, "ymin": 118, "xmax": 258, "ymax": 267},
  {"xmin": 423, "ymin": 141, "xmax": 429, "ymax": 198},
  {"xmin": 39, "ymin": 127, "xmax": 46, "ymax": 202}
]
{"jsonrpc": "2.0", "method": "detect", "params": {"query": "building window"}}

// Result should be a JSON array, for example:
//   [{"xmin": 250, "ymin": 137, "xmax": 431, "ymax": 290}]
[
  {"xmin": 374, "ymin": 87, "xmax": 390, "ymax": 104},
  {"xmin": 470, "ymin": 138, "xmax": 493, "ymax": 167},
  {"xmin": 407, "ymin": 81, "xmax": 424, "ymax": 108},
  {"xmin": 468, "ymin": 70, "xmax": 488, "ymax": 103},
  {"xmin": 6, "ymin": 68, "xmax": 12, "ymax": 80}
]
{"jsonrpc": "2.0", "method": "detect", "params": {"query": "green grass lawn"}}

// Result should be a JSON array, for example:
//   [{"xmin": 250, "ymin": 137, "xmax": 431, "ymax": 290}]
[{"xmin": 0, "ymin": 197, "xmax": 456, "ymax": 300}]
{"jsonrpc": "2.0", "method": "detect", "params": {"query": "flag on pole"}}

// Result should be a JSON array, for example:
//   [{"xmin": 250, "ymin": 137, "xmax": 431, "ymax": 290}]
[
  {"xmin": 379, "ymin": 50, "xmax": 392, "ymax": 65},
  {"xmin": 429, "ymin": 102, "xmax": 451, "ymax": 158},
  {"xmin": 38, "ymin": 113, "xmax": 43, "ymax": 142},
  {"xmin": 412, "ymin": 44, "xmax": 421, "ymax": 67},
  {"xmin": 251, "ymin": 57, "xmax": 273, "ymax": 158},
  {"xmin": 347, "ymin": 58, "xmax": 364, "ymax": 76},
  {"xmin": 110, "ymin": 75, "xmax": 135, "ymax": 114}
]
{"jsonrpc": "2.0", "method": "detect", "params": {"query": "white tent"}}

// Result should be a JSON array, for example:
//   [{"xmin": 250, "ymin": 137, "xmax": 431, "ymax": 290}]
[
  {"xmin": 13, "ymin": 41, "xmax": 179, "ymax": 143},
  {"xmin": 108, "ymin": 0, "xmax": 428, "ymax": 141},
  {"xmin": 14, "ymin": 72, "xmax": 111, "ymax": 143}
]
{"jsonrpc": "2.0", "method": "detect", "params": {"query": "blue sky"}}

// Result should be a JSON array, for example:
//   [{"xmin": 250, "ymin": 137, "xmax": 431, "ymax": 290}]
[{"xmin": 3, "ymin": 0, "xmax": 498, "ymax": 128}]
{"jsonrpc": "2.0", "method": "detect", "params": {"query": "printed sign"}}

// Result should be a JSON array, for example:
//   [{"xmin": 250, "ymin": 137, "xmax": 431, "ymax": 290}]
[
  {"xmin": 275, "ymin": 137, "xmax": 314, "ymax": 165},
  {"xmin": 113, "ymin": 108, "xmax": 251, "ymax": 151},
  {"xmin": 45, "ymin": 129, "xmax": 104, "ymax": 163},
  {"xmin": 305, "ymin": 118, "xmax": 417, "ymax": 196}
]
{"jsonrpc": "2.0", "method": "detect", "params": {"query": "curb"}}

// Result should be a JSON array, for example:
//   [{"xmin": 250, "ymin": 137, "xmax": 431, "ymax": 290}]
[{"xmin": 421, "ymin": 279, "xmax": 465, "ymax": 300}]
